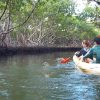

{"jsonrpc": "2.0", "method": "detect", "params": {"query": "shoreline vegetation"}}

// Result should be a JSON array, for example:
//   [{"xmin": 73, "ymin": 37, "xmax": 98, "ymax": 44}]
[
  {"xmin": 0, "ymin": 0, "xmax": 99, "ymax": 57},
  {"xmin": 0, "ymin": 46, "xmax": 81, "ymax": 56}
]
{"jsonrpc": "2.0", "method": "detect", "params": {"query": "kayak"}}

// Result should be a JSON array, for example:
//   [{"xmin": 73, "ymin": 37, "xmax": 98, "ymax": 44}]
[{"xmin": 73, "ymin": 55, "xmax": 100, "ymax": 75}]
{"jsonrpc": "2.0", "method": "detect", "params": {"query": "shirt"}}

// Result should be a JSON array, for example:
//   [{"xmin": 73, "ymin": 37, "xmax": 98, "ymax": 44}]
[
  {"xmin": 83, "ymin": 45, "xmax": 100, "ymax": 63},
  {"xmin": 76, "ymin": 48, "xmax": 90, "ymax": 57}
]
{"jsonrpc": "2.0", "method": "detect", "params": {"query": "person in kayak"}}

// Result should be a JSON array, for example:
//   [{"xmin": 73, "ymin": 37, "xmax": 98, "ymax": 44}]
[
  {"xmin": 60, "ymin": 40, "xmax": 91, "ymax": 64},
  {"xmin": 75, "ymin": 40, "xmax": 91, "ymax": 57},
  {"xmin": 83, "ymin": 35, "xmax": 100, "ymax": 63}
]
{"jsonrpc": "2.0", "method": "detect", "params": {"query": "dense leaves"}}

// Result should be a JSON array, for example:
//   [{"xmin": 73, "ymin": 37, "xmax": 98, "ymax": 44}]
[{"xmin": 0, "ymin": 0, "xmax": 99, "ymax": 47}]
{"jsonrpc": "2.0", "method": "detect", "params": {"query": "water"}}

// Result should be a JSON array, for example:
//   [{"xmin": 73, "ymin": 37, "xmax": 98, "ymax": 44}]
[{"xmin": 0, "ymin": 52, "xmax": 100, "ymax": 100}]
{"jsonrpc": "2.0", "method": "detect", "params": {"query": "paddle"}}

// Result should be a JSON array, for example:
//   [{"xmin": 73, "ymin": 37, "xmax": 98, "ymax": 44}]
[{"xmin": 60, "ymin": 57, "xmax": 71, "ymax": 64}]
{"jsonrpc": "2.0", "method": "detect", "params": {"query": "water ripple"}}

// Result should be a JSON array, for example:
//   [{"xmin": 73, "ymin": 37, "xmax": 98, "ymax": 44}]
[{"xmin": 0, "ymin": 90, "xmax": 9, "ymax": 97}]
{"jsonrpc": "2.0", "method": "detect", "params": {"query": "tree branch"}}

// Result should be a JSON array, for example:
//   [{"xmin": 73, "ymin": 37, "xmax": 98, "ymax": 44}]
[
  {"xmin": 0, "ymin": 0, "xmax": 40, "ymax": 34},
  {"xmin": 0, "ymin": 0, "xmax": 9, "ymax": 20}
]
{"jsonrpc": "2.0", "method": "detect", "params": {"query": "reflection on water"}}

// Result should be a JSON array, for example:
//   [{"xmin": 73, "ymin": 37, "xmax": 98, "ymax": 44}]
[{"xmin": 0, "ymin": 52, "xmax": 100, "ymax": 100}]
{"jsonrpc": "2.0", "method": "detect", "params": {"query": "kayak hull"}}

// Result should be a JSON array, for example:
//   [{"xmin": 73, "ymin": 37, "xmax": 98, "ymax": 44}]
[{"xmin": 73, "ymin": 55, "xmax": 100, "ymax": 75}]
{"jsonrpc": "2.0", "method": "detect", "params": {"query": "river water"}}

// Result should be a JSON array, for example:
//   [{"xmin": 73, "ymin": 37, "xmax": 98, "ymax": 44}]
[{"xmin": 0, "ymin": 52, "xmax": 100, "ymax": 100}]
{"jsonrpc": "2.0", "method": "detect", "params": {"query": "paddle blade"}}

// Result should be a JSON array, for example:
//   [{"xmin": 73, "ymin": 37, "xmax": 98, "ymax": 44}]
[{"xmin": 60, "ymin": 57, "xmax": 71, "ymax": 64}]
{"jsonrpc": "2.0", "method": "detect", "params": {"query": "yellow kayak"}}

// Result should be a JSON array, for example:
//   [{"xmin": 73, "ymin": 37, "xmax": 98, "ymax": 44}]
[{"xmin": 73, "ymin": 55, "xmax": 100, "ymax": 75}]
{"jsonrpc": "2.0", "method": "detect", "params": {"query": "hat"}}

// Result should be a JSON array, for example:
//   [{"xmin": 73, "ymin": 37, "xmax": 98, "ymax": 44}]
[{"xmin": 94, "ymin": 35, "xmax": 100, "ymax": 44}]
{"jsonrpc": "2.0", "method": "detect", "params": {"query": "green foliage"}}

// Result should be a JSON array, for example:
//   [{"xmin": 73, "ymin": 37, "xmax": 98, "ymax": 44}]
[
  {"xmin": 81, "ymin": 7, "xmax": 95, "ymax": 19},
  {"xmin": 0, "ymin": 1, "xmax": 6, "ymax": 9},
  {"xmin": 0, "ymin": 0, "xmax": 99, "ymax": 46}
]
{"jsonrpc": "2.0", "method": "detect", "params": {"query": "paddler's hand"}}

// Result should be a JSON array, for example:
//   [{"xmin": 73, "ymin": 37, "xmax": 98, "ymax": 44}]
[{"xmin": 79, "ymin": 56, "xmax": 84, "ymax": 62}]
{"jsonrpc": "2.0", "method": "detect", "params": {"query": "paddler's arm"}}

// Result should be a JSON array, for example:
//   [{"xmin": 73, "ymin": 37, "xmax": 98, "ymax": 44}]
[
  {"xmin": 83, "ymin": 48, "xmax": 94, "ymax": 60},
  {"xmin": 75, "ymin": 49, "xmax": 85, "ymax": 57}
]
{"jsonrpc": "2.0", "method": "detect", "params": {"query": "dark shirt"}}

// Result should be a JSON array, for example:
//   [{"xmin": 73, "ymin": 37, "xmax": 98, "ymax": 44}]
[{"xmin": 76, "ymin": 48, "xmax": 89, "ymax": 57}]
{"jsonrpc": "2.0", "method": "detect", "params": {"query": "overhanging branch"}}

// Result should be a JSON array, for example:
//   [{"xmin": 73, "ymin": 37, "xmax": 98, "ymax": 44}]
[{"xmin": 0, "ymin": 0, "xmax": 40, "ymax": 34}]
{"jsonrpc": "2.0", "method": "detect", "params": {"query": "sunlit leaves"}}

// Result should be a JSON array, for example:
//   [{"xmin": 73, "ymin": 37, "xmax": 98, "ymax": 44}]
[
  {"xmin": 80, "ymin": 6, "xmax": 96, "ymax": 20},
  {"xmin": 0, "ymin": 1, "xmax": 6, "ymax": 9}
]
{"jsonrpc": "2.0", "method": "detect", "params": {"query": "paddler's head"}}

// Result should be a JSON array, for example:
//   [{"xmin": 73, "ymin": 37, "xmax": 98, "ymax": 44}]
[
  {"xmin": 94, "ymin": 35, "xmax": 100, "ymax": 45},
  {"xmin": 82, "ymin": 40, "xmax": 91, "ymax": 47}
]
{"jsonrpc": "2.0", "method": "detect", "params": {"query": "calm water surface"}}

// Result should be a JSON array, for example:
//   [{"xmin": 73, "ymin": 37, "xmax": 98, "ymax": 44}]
[{"xmin": 0, "ymin": 52, "xmax": 100, "ymax": 100}]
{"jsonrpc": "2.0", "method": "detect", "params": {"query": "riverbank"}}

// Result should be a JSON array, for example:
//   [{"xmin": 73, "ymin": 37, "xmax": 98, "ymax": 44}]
[{"xmin": 0, "ymin": 46, "xmax": 81, "ymax": 56}]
